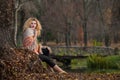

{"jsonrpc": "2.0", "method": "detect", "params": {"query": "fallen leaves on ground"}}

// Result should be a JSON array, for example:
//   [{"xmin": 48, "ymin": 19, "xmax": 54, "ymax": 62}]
[{"xmin": 0, "ymin": 47, "xmax": 120, "ymax": 80}]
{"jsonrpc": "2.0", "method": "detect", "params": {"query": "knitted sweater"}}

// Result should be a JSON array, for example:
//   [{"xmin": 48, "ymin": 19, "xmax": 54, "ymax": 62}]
[{"xmin": 23, "ymin": 28, "xmax": 37, "ymax": 51}]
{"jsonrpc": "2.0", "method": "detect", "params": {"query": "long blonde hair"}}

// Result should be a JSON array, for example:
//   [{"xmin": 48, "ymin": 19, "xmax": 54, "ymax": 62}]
[{"xmin": 23, "ymin": 17, "xmax": 42, "ymax": 36}]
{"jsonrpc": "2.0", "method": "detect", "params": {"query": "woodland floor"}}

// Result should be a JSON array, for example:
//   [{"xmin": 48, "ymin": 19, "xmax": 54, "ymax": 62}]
[{"xmin": 0, "ymin": 47, "xmax": 120, "ymax": 80}]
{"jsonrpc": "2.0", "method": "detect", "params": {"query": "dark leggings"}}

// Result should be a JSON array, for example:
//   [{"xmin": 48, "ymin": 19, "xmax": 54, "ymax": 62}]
[{"xmin": 39, "ymin": 48, "xmax": 55, "ymax": 68}]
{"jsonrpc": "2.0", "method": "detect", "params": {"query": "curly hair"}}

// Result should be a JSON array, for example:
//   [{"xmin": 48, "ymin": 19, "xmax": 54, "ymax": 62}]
[{"xmin": 23, "ymin": 17, "xmax": 42, "ymax": 36}]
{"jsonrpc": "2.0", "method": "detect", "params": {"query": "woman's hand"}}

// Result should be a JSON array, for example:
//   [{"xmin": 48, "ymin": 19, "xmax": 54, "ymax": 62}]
[{"xmin": 33, "ymin": 49, "xmax": 40, "ymax": 55}]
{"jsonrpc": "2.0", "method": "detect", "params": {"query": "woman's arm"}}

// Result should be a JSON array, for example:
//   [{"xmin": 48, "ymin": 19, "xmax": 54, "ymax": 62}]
[
  {"xmin": 23, "ymin": 28, "xmax": 35, "ymax": 47},
  {"xmin": 23, "ymin": 37, "xmax": 34, "ymax": 47}
]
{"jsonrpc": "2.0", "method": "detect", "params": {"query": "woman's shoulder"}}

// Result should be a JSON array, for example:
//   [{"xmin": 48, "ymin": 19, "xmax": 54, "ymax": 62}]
[
  {"xmin": 23, "ymin": 28, "xmax": 34, "ymax": 37},
  {"xmin": 26, "ymin": 28, "xmax": 32, "ymax": 30},
  {"xmin": 25, "ymin": 28, "xmax": 33, "ymax": 32}
]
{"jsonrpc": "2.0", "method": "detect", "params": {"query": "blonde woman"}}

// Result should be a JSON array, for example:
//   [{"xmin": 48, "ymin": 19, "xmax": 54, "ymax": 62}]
[
  {"xmin": 23, "ymin": 17, "xmax": 67, "ymax": 74},
  {"xmin": 23, "ymin": 17, "xmax": 41, "ymax": 54}
]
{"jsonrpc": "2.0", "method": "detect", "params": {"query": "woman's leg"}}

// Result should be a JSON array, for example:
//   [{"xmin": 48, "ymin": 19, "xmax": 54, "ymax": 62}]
[
  {"xmin": 42, "ymin": 47, "xmax": 55, "ymax": 72},
  {"xmin": 39, "ymin": 54, "xmax": 66, "ymax": 73},
  {"xmin": 53, "ymin": 65, "xmax": 66, "ymax": 73},
  {"xmin": 39, "ymin": 54, "xmax": 55, "ymax": 67}
]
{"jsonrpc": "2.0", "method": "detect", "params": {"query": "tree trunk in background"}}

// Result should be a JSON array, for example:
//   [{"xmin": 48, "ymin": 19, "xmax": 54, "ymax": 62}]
[
  {"xmin": 0, "ymin": 0, "xmax": 15, "ymax": 48},
  {"xmin": 97, "ymin": 0, "xmax": 111, "ymax": 47},
  {"xmin": 82, "ymin": 20, "xmax": 87, "ymax": 47},
  {"xmin": 82, "ymin": 0, "xmax": 88, "ymax": 47},
  {"xmin": 111, "ymin": 0, "xmax": 120, "ymax": 43}
]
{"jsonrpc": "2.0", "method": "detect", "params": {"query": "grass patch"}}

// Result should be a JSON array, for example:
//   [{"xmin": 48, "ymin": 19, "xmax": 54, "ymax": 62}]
[
  {"xmin": 69, "ymin": 55, "xmax": 120, "ymax": 73},
  {"xmin": 71, "ymin": 58, "xmax": 87, "ymax": 69},
  {"xmin": 87, "ymin": 54, "xmax": 120, "ymax": 69}
]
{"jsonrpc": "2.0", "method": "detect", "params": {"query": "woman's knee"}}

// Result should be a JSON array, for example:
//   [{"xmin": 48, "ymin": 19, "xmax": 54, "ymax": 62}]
[
  {"xmin": 39, "ymin": 54, "xmax": 55, "ymax": 67},
  {"xmin": 42, "ymin": 46, "xmax": 51, "ymax": 56}
]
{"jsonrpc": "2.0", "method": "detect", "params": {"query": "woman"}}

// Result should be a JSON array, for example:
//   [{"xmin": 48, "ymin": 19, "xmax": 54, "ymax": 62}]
[{"xmin": 23, "ymin": 17, "xmax": 67, "ymax": 74}]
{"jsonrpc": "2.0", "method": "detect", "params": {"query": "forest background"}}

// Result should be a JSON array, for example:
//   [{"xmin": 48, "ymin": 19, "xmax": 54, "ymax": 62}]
[
  {"xmin": 14, "ymin": 0, "xmax": 120, "ymax": 48},
  {"xmin": 0, "ymin": 0, "xmax": 119, "ymax": 48}
]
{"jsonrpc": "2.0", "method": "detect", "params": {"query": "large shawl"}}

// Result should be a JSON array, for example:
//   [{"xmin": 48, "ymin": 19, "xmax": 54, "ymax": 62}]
[{"xmin": 23, "ymin": 28, "xmax": 37, "ymax": 51}]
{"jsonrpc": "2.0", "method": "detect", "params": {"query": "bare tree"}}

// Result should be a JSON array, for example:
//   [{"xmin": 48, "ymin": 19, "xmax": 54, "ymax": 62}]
[
  {"xmin": 111, "ymin": 0, "xmax": 120, "ymax": 43},
  {"xmin": 0, "ymin": 0, "xmax": 15, "ymax": 48},
  {"xmin": 74, "ymin": 0, "xmax": 94, "ymax": 47},
  {"xmin": 14, "ymin": 0, "xmax": 26, "ymax": 46},
  {"xmin": 96, "ymin": 0, "xmax": 114, "ymax": 46}
]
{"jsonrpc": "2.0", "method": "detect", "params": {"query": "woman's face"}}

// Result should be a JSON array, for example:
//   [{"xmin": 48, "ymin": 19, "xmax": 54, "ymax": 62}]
[{"xmin": 30, "ymin": 20, "xmax": 37, "ymax": 29}]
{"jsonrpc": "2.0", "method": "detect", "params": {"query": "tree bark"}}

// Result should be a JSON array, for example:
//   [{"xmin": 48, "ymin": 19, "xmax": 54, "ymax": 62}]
[
  {"xmin": 0, "ymin": 0, "xmax": 15, "ymax": 48},
  {"xmin": 111, "ymin": 0, "xmax": 120, "ymax": 43},
  {"xmin": 82, "ymin": 0, "xmax": 88, "ymax": 47}
]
